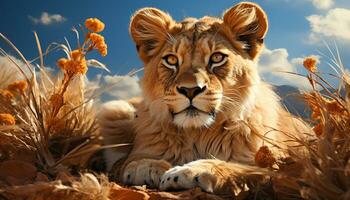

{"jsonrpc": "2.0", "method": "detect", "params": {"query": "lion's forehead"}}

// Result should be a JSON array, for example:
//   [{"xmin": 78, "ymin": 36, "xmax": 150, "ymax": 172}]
[
  {"xmin": 167, "ymin": 17, "xmax": 229, "ymax": 55},
  {"xmin": 179, "ymin": 16, "xmax": 222, "ymax": 32}
]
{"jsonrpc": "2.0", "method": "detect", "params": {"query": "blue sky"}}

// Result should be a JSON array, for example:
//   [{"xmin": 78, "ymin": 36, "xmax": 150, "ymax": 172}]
[{"xmin": 1, "ymin": 0, "xmax": 350, "ymax": 92}]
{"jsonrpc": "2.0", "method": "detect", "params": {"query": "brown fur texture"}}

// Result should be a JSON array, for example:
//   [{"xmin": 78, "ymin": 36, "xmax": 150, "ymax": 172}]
[{"xmin": 100, "ymin": 1, "xmax": 310, "ymax": 194}]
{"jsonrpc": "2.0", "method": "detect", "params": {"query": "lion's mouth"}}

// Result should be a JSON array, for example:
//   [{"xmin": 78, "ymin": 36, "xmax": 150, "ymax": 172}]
[{"xmin": 171, "ymin": 105, "xmax": 216, "ymax": 118}]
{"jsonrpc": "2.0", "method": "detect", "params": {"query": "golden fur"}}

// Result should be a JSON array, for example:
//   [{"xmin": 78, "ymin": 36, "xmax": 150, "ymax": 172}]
[{"xmin": 100, "ymin": 2, "xmax": 310, "ymax": 194}]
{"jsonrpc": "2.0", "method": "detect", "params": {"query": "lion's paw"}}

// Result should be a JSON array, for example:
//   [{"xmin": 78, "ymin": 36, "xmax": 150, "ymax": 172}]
[
  {"xmin": 122, "ymin": 159, "xmax": 171, "ymax": 188},
  {"xmin": 159, "ymin": 160, "xmax": 217, "ymax": 193}
]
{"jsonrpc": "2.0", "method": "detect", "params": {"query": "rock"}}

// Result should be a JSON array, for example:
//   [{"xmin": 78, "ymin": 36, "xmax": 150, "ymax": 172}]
[{"xmin": 109, "ymin": 183, "xmax": 150, "ymax": 200}]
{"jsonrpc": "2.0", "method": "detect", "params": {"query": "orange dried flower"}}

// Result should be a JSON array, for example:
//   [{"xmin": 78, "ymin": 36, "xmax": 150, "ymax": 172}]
[
  {"xmin": 65, "ymin": 59, "xmax": 88, "ymax": 75},
  {"xmin": 71, "ymin": 49, "xmax": 84, "ymax": 60},
  {"xmin": 0, "ymin": 89, "xmax": 14, "ymax": 99},
  {"xmin": 57, "ymin": 58, "xmax": 68, "ymax": 70},
  {"xmin": 255, "ymin": 146, "xmax": 276, "ymax": 168},
  {"xmin": 89, "ymin": 33, "xmax": 105, "ymax": 44},
  {"xmin": 85, "ymin": 18, "xmax": 105, "ymax": 33},
  {"xmin": 303, "ymin": 56, "xmax": 318, "ymax": 73},
  {"xmin": 0, "ymin": 113, "xmax": 15, "ymax": 125},
  {"xmin": 7, "ymin": 80, "xmax": 27, "ymax": 93},
  {"xmin": 89, "ymin": 33, "xmax": 108, "ymax": 56},
  {"xmin": 57, "ymin": 56, "xmax": 87, "ymax": 75},
  {"xmin": 97, "ymin": 43, "xmax": 108, "ymax": 57}
]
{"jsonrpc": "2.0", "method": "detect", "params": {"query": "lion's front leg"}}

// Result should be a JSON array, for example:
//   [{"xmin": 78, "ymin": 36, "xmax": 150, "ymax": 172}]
[
  {"xmin": 159, "ymin": 159, "xmax": 263, "ymax": 194},
  {"xmin": 122, "ymin": 159, "xmax": 172, "ymax": 188}
]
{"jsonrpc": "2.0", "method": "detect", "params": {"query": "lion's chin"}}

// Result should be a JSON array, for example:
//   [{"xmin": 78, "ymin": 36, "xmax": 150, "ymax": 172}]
[{"xmin": 173, "ymin": 111, "xmax": 215, "ymax": 129}]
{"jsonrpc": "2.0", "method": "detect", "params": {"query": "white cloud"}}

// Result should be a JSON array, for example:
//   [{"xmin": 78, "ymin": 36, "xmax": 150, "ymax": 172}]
[
  {"xmin": 307, "ymin": 8, "xmax": 350, "ymax": 42},
  {"xmin": 309, "ymin": 0, "xmax": 334, "ymax": 10},
  {"xmin": 258, "ymin": 48, "xmax": 315, "ymax": 89},
  {"xmin": 275, "ymin": 0, "xmax": 334, "ymax": 10},
  {"xmin": 103, "ymin": 75, "xmax": 141, "ymax": 100},
  {"xmin": 29, "ymin": 12, "xmax": 66, "ymax": 25},
  {"xmin": 0, "ymin": 55, "xmax": 32, "ymax": 87}
]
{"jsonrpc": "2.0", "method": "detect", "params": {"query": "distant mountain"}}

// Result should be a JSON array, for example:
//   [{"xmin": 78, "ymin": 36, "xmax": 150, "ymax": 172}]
[{"xmin": 274, "ymin": 85, "xmax": 310, "ymax": 118}]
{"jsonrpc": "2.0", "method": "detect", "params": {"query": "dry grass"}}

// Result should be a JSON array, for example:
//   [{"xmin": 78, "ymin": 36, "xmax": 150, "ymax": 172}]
[
  {"xmin": 0, "ymin": 28, "xmax": 104, "ymax": 173},
  {"xmin": 0, "ymin": 19, "xmax": 126, "ymax": 200},
  {"xmin": 0, "ymin": 18, "xmax": 349, "ymax": 200},
  {"xmin": 270, "ymin": 55, "xmax": 350, "ymax": 200}
]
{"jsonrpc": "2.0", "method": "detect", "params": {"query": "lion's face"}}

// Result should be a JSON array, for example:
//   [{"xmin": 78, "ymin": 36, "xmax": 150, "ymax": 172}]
[
  {"xmin": 130, "ymin": 3, "xmax": 268, "ymax": 129},
  {"xmin": 158, "ymin": 32, "xmax": 248, "ymax": 129}
]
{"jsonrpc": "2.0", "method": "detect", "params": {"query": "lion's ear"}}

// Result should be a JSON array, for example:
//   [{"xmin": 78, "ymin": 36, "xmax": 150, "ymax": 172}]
[
  {"xmin": 130, "ymin": 8, "xmax": 175, "ymax": 62},
  {"xmin": 222, "ymin": 2, "xmax": 268, "ymax": 59}
]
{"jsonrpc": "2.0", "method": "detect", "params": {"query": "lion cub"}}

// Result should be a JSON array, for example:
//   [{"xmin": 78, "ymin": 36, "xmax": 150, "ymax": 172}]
[{"xmin": 100, "ymin": 1, "xmax": 309, "ymax": 194}]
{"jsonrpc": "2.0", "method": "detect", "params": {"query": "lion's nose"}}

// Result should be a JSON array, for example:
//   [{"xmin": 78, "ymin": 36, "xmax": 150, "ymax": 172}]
[{"xmin": 176, "ymin": 86, "xmax": 207, "ymax": 100}]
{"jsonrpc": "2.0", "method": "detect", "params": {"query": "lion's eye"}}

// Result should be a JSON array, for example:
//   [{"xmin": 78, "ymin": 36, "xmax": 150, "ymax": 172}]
[
  {"xmin": 163, "ymin": 54, "xmax": 178, "ymax": 66},
  {"xmin": 162, "ymin": 54, "xmax": 179, "ymax": 72},
  {"xmin": 210, "ymin": 52, "xmax": 224, "ymax": 63},
  {"xmin": 165, "ymin": 55, "xmax": 178, "ymax": 65},
  {"xmin": 209, "ymin": 52, "xmax": 228, "ymax": 72}
]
